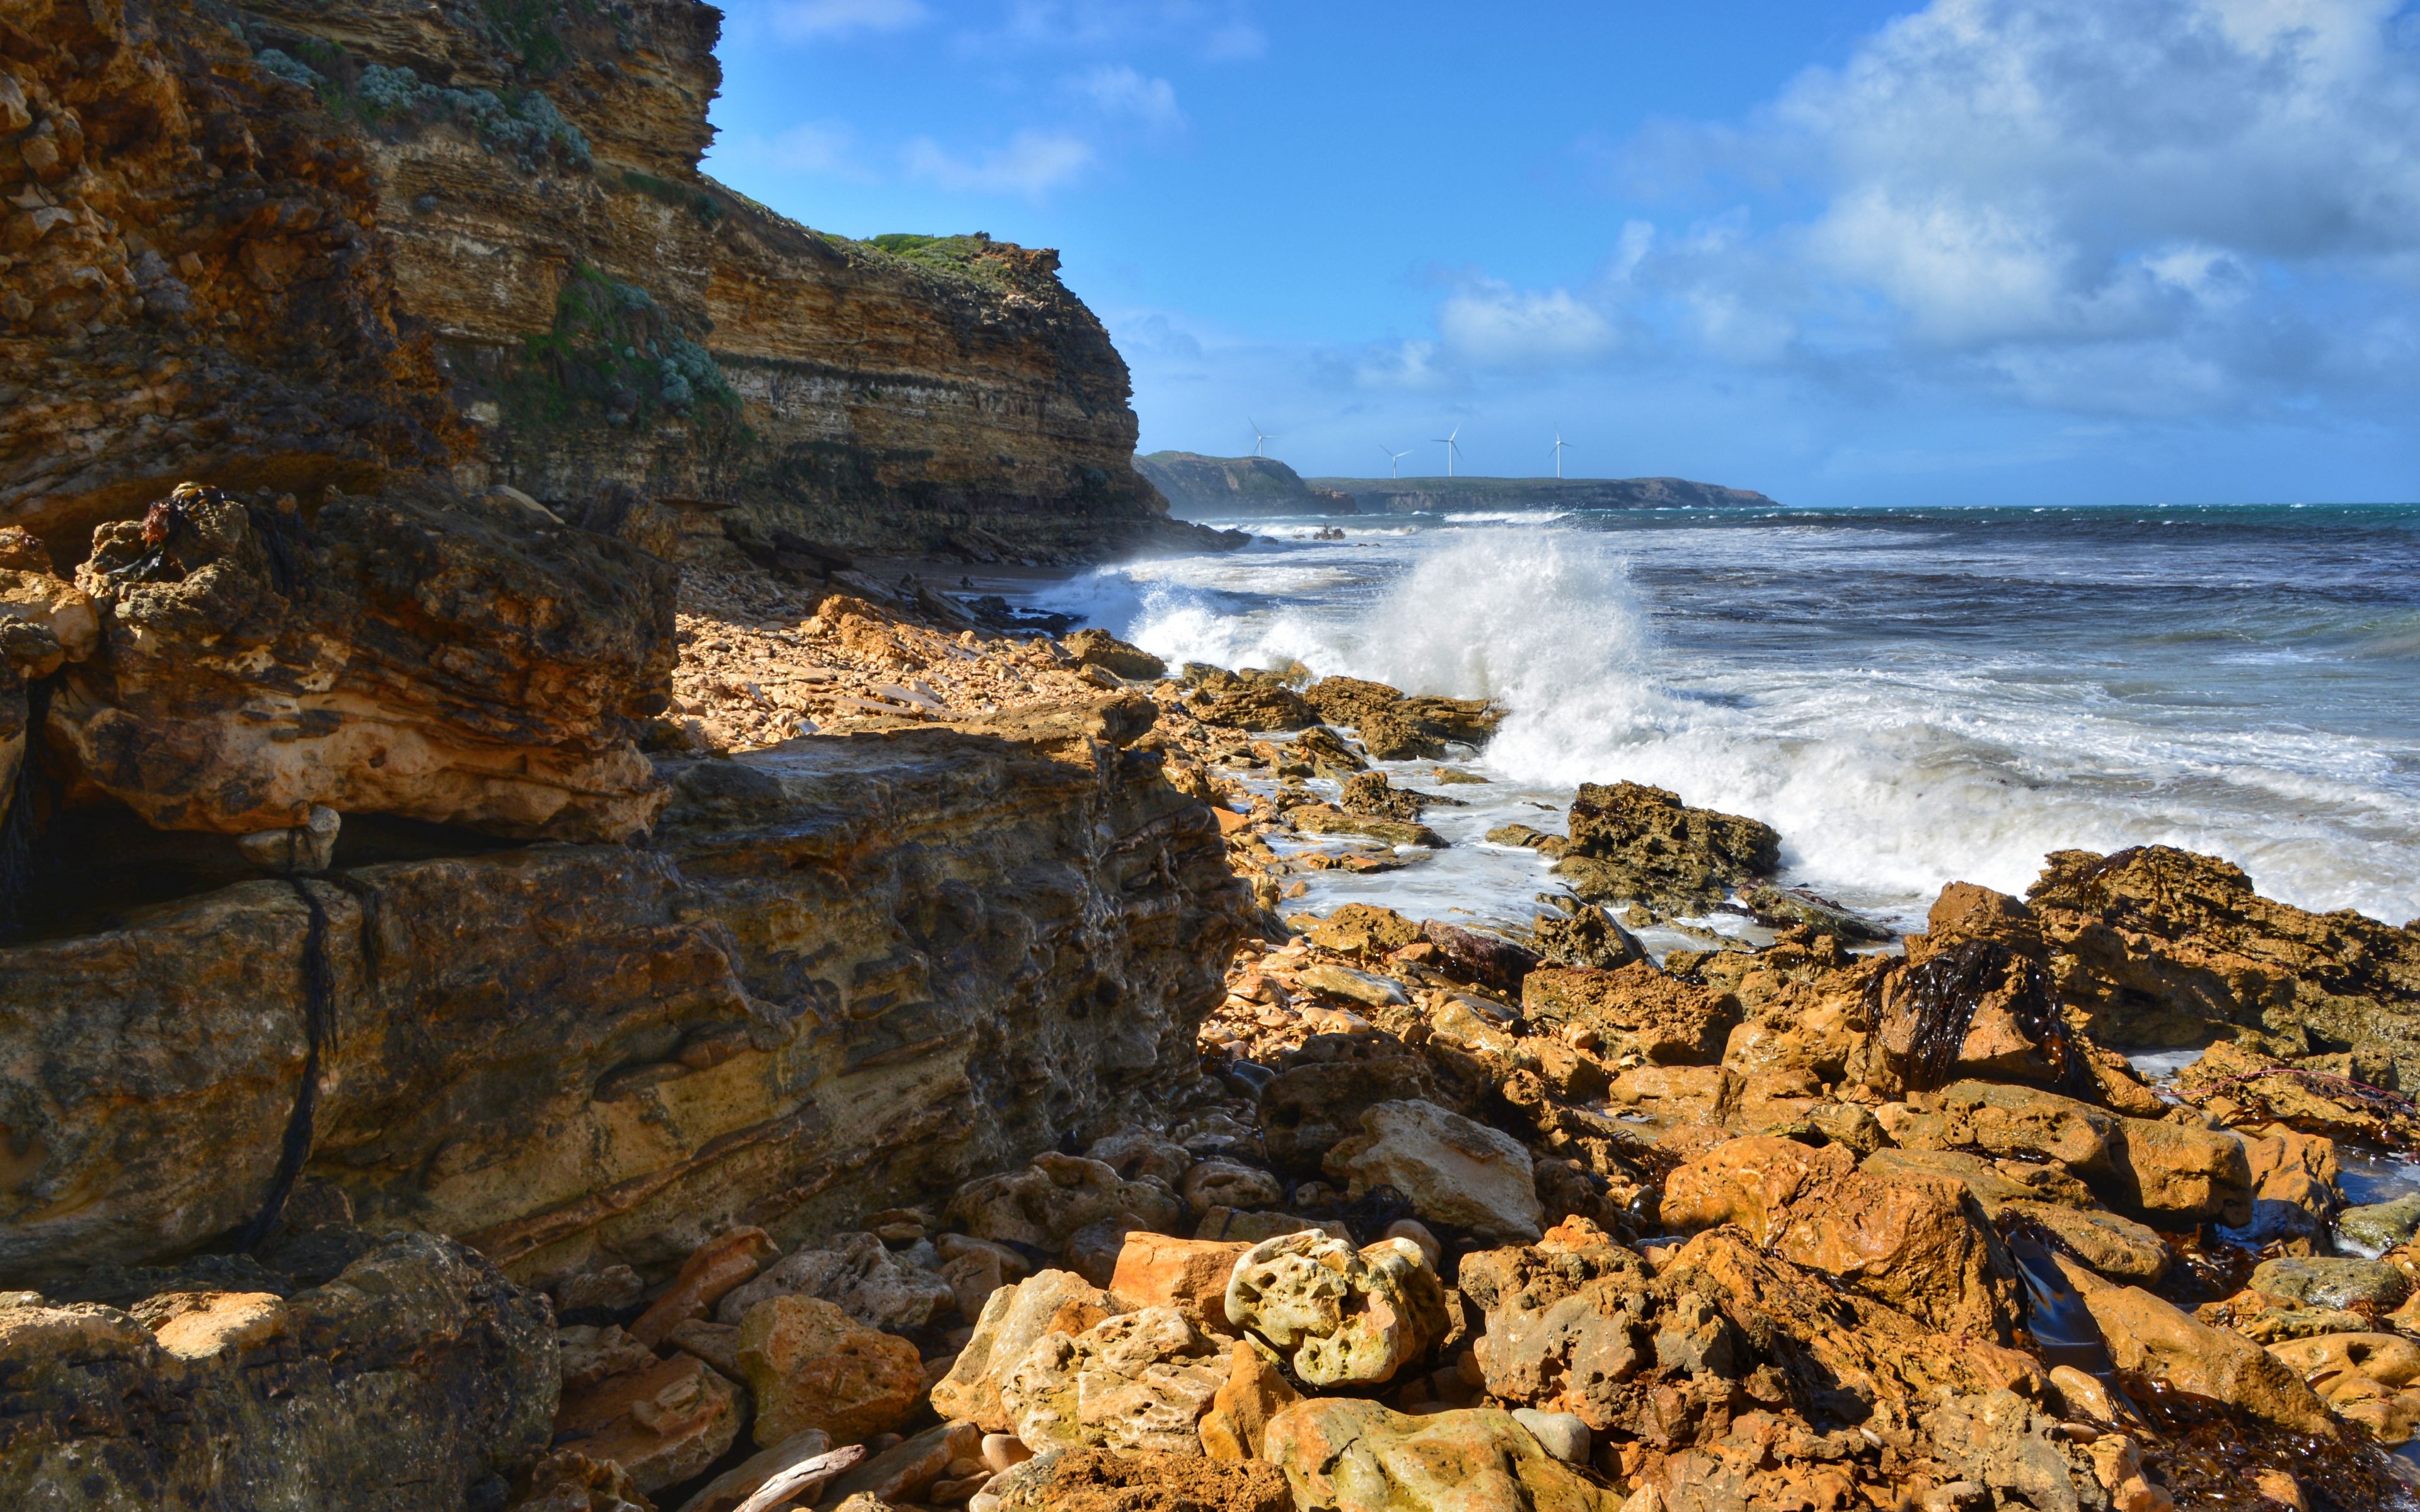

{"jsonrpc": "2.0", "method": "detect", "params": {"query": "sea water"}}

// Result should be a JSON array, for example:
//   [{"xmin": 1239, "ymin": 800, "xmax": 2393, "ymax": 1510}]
[{"xmin": 1039, "ymin": 503, "xmax": 2420, "ymax": 937}]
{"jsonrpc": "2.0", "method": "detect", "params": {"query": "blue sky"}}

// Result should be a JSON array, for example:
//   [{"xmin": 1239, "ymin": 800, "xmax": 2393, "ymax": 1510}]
[{"xmin": 704, "ymin": 1, "xmax": 2420, "ymax": 505}]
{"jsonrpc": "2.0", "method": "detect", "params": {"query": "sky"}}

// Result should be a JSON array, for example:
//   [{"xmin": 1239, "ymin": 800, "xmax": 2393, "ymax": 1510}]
[{"xmin": 703, "ymin": 0, "xmax": 2420, "ymax": 506}]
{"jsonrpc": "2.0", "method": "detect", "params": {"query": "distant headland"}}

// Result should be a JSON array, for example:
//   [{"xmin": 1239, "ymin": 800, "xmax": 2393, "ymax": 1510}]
[{"xmin": 1135, "ymin": 450, "xmax": 1777, "ymax": 518}]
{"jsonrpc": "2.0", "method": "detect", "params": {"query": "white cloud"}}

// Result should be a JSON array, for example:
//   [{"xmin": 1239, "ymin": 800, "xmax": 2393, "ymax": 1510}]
[
  {"xmin": 1587, "ymin": 0, "xmax": 2420, "ymax": 413},
  {"xmin": 1352, "ymin": 340, "xmax": 1449, "ymax": 391},
  {"xmin": 1077, "ymin": 65, "xmax": 1184, "ymax": 129},
  {"xmin": 1435, "ymin": 277, "xmax": 1618, "ymax": 369},
  {"xmin": 771, "ymin": 0, "xmax": 929, "ymax": 43},
  {"xmin": 903, "ymin": 129, "xmax": 1095, "ymax": 196}
]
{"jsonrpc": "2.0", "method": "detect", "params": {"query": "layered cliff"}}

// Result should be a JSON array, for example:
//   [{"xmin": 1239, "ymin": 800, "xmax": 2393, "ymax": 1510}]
[{"xmin": 0, "ymin": 0, "xmax": 1214, "ymax": 561}]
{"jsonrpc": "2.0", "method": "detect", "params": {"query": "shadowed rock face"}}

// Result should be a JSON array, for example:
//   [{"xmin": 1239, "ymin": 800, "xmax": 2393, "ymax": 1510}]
[
  {"xmin": 0, "ymin": 696, "xmax": 1252, "ymax": 1288},
  {"xmin": 0, "ymin": 1231, "xmax": 556, "ymax": 1511},
  {"xmin": 0, "ymin": 0, "xmax": 1221, "ymax": 562}
]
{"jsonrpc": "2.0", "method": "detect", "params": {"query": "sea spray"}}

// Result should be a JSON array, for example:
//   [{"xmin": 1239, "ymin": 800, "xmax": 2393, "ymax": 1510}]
[{"xmin": 1054, "ymin": 509, "xmax": 2420, "ymax": 925}]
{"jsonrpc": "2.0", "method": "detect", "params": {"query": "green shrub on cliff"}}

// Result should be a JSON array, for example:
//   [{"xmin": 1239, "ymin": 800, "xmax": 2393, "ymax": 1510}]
[
  {"xmin": 862, "ymin": 232, "xmax": 1012, "ymax": 289},
  {"xmin": 504, "ymin": 265, "xmax": 742, "ymax": 438},
  {"xmin": 349, "ymin": 64, "xmax": 592, "ymax": 171}
]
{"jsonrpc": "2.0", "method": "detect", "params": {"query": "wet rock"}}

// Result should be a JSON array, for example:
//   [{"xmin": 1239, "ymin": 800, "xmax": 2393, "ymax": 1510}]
[
  {"xmin": 1062, "ymin": 630, "xmax": 1167, "ymax": 680},
  {"xmin": 948, "ymin": 1153, "xmax": 1185, "ymax": 1252},
  {"xmin": 2116, "ymin": 1114, "xmax": 2255, "ymax": 1227},
  {"xmin": 1262, "ymin": 1399, "xmax": 1623, "ymax": 1512},
  {"xmin": 1999, "ymin": 1201, "xmax": 2170, "ymax": 1283},
  {"xmin": 1739, "ymin": 883, "xmax": 1891, "ymax": 942},
  {"xmin": 2249, "ymin": 1256, "xmax": 2412, "ymax": 1312},
  {"xmin": 1107, "ymin": 1233, "xmax": 1251, "ymax": 1323},
  {"xmin": 1660, "ymin": 1135, "xmax": 1853, "ymax": 1246},
  {"xmin": 2023, "ymin": 846, "xmax": 2420, "ymax": 1071},
  {"xmin": 984, "ymin": 1446, "xmax": 1294, "ymax": 1511},
  {"xmin": 734, "ymin": 1295, "xmax": 926, "ymax": 1446},
  {"xmin": 1420, "ymin": 919, "xmax": 1542, "ymax": 994},
  {"xmin": 2269, "ymin": 1332, "xmax": 2420, "ymax": 1443},
  {"xmin": 555, "ymin": 1351, "xmax": 744, "ymax": 1494},
  {"xmin": 1305, "ymin": 903, "xmax": 1422, "ymax": 957},
  {"xmin": 1189, "ymin": 678, "xmax": 1318, "ymax": 732},
  {"xmin": 2234, "ymin": 1130, "xmax": 2337, "ymax": 1242},
  {"xmin": 2339, "ymin": 1194, "xmax": 2420, "ymax": 1254},
  {"xmin": 1361, "ymin": 696, "xmax": 1503, "ymax": 761},
  {"xmin": 1874, "ymin": 934, "xmax": 2077, "ymax": 1091},
  {"xmin": 1294, "ymin": 726, "xmax": 1368, "ymax": 776},
  {"xmin": 1199, "ymin": 1339, "xmax": 1301, "ymax": 1460},
  {"xmin": 0, "ymin": 1232, "xmax": 552, "ymax": 1509},
  {"xmin": 1292, "ymin": 803, "xmax": 1446, "ymax": 849},
  {"xmin": 60, "ymin": 481, "xmax": 676, "ymax": 844},
  {"xmin": 1528, "ymin": 905, "xmax": 1647, "ymax": 971},
  {"xmin": 1339, "ymin": 769, "xmax": 1428, "ymax": 820},
  {"xmin": 1224, "ymin": 1230, "xmax": 1446, "ymax": 1387},
  {"xmin": 1324, "ymin": 1098, "xmax": 1545, "ymax": 1241},
  {"xmin": 1550, "ymin": 781, "xmax": 1780, "ymax": 912},
  {"xmin": 931, "ymin": 1269, "xmax": 1123, "ymax": 1432},
  {"xmin": 1522, "ymin": 963, "xmax": 1739, "ymax": 1065},
  {"xmin": 999, "ymin": 1304, "xmax": 1231, "ymax": 1454},
  {"xmin": 2058, "ymin": 1257, "xmax": 2336, "ymax": 1434},
  {"xmin": 714, "ymin": 1232, "xmax": 955, "ymax": 1331}
]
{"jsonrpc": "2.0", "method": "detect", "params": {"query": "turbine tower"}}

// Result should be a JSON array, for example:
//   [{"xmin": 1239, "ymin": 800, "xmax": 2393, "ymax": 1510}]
[
  {"xmin": 1432, "ymin": 425, "xmax": 1461, "ymax": 478},
  {"xmin": 1549, "ymin": 428, "xmax": 1572, "ymax": 479},
  {"xmin": 1380, "ymin": 444, "xmax": 1410, "ymax": 479},
  {"xmin": 1248, "ymin": 418, "xmax": 1274, "ymax": 457}
]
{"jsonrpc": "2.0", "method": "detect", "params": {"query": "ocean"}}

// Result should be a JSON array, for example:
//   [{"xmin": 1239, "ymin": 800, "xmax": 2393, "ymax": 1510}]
[{"xmin": 1039, "ymin": 502, "xmax": 2420, "ymax": 939}]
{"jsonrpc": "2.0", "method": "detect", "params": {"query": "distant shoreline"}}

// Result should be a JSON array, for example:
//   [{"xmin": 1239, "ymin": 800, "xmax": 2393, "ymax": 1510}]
[{"xmin": 1134, "ymin": 450, "xmax": 1775, "ymax": 519}]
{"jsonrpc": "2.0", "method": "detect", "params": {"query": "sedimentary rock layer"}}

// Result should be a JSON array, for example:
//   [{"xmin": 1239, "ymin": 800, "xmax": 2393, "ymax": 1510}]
[
  {"xmin": 1, "ymin": 0, "xmax": 1213, "ymax": 560},
  {"xmin": 0, "ymin": 695, "xmax": 1251, "ymax": 1288}
]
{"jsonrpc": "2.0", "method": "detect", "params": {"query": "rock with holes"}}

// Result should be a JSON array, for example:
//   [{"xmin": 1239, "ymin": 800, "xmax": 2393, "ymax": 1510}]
[
  {"xmin": 931, "ymin": 1269, "xmax": 1124, "ymax": 1433},
  {"xmin": 1548, "ymin": 781, "xmax": 1779, "ymax": 913},
  {"xmin": 1224, "ymin": 1230, "xmax": 1446, "ymax": 1388},
  {"xmin": 1521, "ymin": 963, "xmax": 1737, "ymax": 1065},
  {"xmin": 998, "ymin": 1304, "xmax": 1232, "ymax": 1455},
  {"xmin": 56, "ymin": 481, "xmax": 676, "ymax": 844}
]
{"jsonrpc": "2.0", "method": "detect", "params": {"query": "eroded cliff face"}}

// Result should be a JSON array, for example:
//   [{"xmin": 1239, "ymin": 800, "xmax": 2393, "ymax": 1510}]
[
  {"xmin": 1, "ymin": 0, "xmax": 1209, "ymax": 561},
  {"xmin": 0, "ymin": 694, "xmax": 1250, "ymax": 1290}
]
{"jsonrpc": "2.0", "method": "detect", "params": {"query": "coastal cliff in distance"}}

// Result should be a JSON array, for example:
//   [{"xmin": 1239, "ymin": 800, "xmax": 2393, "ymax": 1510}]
[
  {"xmin": 1140, "ymin": 453, "xmax": 1774, "ymax": 518},
  {"xmin": 0, "ymin": 0, "xmax": 1216, "ymax": 562}
]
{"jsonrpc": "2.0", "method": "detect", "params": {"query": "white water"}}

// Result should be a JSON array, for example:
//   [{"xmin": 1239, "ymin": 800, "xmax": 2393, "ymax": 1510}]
[{"xmin": 1044, "ymin": 507, "xmax": 2420, "ymax": 932}]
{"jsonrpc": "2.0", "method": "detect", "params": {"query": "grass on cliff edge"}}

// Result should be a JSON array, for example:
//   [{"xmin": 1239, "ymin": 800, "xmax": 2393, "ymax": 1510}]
[{"xmin": 857, "ymin": 232, "xmax": 1015, "ymax": 290}]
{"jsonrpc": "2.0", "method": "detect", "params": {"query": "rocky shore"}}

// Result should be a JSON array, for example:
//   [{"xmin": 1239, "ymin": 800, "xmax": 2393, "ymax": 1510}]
[{"xmin": 8, "ymin": 478, "xmax": 2420, "ymax": 1512}]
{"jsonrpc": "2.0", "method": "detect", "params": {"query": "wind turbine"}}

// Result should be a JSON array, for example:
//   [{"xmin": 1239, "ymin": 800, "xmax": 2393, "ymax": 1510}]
[
  {"xmin": 1380, "ymin": 444, "xmax": 1410, "ymax": 479},
  {"xmin": 1432, "ymin": 425, "xmax": 1461, "ymax": 478},
  {"xmin": 1248, "ymin": 418, "xmax": 1274, "ymax": 457},
  {"xmin": 1548, "ymin": 428, "xmax": 1572, "ymax": 479}
]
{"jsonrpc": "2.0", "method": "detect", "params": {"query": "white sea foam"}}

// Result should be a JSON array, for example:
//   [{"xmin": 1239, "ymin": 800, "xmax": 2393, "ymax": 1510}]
[{"xmin": 1064, "ymin": 524, "xmax": 2420, "ymax": 925}]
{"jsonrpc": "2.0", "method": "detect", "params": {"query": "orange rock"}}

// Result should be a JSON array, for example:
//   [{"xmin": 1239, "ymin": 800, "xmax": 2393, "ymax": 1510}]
[
  {"xmin": 141, "ymin": 1292, "xmax": 289, "ymax": 1361},
  {"xmin": 1108, "ymin": 1234, "xmax": 1251, "ymax": 1326},
  {"xmin": 630, "ymin": 1227, "xmax": 780, "ymax": 1347},
  {"xmin": 735, "ymin": 1295, "xmax": 926, "ymax": 1447},
  {"xmin": 1199, "ymin": 1341, "xmax": 1301, "ymax": 1460},
  {"xmin": 1658, "ymin": 1136, "xmax": 1853, "ymax": 1245}
]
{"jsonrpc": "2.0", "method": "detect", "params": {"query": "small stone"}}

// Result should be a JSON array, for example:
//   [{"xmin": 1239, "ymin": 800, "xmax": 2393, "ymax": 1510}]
[
  {"xmin": 980, "ymin": 1433, "xmax": 1032, "ymax": 1474},
  {"xmin": 631, "ymin": 1227, "xmax": 781, "ymax": 1348},
  {"xmin": 1383, "ymin": 1219, "xmax": 1441, "ymax": 1269},
  {"xmin": 234, "ymin": 805, "xmax": 341, "ymax": 874},
  {"xmin": 1510, "ymin": 1407, "xmax": 1589, "ymax": 1465},
  {"xmin": 557, "ymin": 1265, "xmax": 646, "ymax": 1315},
  {"xmin": 1106, "ymin": 1232, "xmax": 1250, "ymax": 1324},
  {"xmin": 1180, "ymin": 1159, "xmax": 1286, "ymax": 1214}
]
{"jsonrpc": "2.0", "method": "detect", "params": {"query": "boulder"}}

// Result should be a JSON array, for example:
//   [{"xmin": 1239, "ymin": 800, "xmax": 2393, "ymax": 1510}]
[
  {"xmin": 2234, "ymin": 1130, "xmax": 2337, "ymax": 1241},
  {"xmin": 1323, "ymin": 1099, "xmax": 1545, "ymax": 1241},
  {"xmin": 1062, "ymin": 629, "xmax": 1167, "ymax": 680},
  {"xmin": 1180, "ymin": 1159, "xmax": 1287, "ymax": 1214},
  {"xmin": 1261, "ymin": 1399, "xmax": 1623, "ymax": 1512},
  {"xmin": 2249, "ymin": 1256, "xmax": 2412, "ymax": 1313},
  {"xmin": 984, "ymin": 1446, "xmax": 1294, "ymax": 1511},
  {"xmin": 1088, "ymin": 1129, "xmax": 1199, "ymax": 1186},
  {"xmin": 935, "ymin": 1235, "xmax": 1032, "ymax": 1324},
  {"xmin": 1302, "ymin": 676, "xmax": 1406, "ymax": 731},
  {"xmin": 715, "ymin": 1232, "xmax": 955, "ymax": 1331},
  {"xmin": 1522, "ymin": 963, "xmax": 1738, "ymax": 1065},
  {"xmin": 553, "ymin": 1351, "xmax": 744, "ymax": 1494},
  {"xmin": 2059, "ymin": 1259, "xmax": 2336, "ymax": 1435},
  {"xmin": 1199, "ymin": 1339, "xmax": 1301, "ymax": 1460},
  {"xmin": 1304, "ymin": 903, "xmax": 1422, "ymax": 956},
  {"xmin": 930, "ymin": 1269, "xmax": 1123, "ymax": 1432},
  {"xmin": 0, "ymin": 1232, "xmax": 553, "ymax": 1509},
  {"xmin": 1528, "ymin": 905, "xmax": 1647, "ymax": 971},
  {"xmin": 519, "ymin": 1452, "xmax": 660, "ymax": 1512},
  {"xmin": 948, "ymin": 1153, "xmax": 1185, "ymax": 1252},
  {"xmin": 1550, "ymin": 781, "xmax": 1779, "ymax": 912},
  {"xmin": 999, "ymin": 1304, "xmax": 1231, "ymax": 1455},
  {"xmin": 57, "ymin": 481, "xmax": 676, "ymax": 844},
  {"xmin": 1294, "ymin": 961, "xmax": 1412, "ymax": 1008},
  {"xmin": 1663, "ymin": 1137, "xmax": 2015, "ymax": 1336},
  {"xmin": 1419, "ymin": 920, "xmax": 1541, "ymax": 994},
  {"xmin": 1339, "ymin": 769, "xmax": 1429, "ymax": 820},
  {"xmin": 1109, "ymin": 1233, "xmax": 1252, "ymax": 1324},
  {"xmin": 1358, "ymin": 695, "xmax": 1502, "ymax": 760},
  {"xmin": 2269, "ymin": 1333, "xmax": 2420, "ymax": 1443},
  {"xmin": 1224, "ymin": 1230, "xmax": 1446, "ymax": 1387},
  {"xmin": 2112, "ymin": 1116, "xmax": 2254, "ymax": 1227},
  {"xmin": 733, "ymin": 1295, "xmax": 926, "ymax": 1446},
  {"xmin": 2340, "ymin": 1194, "xmax": 2420, "ymax": 1254}
]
